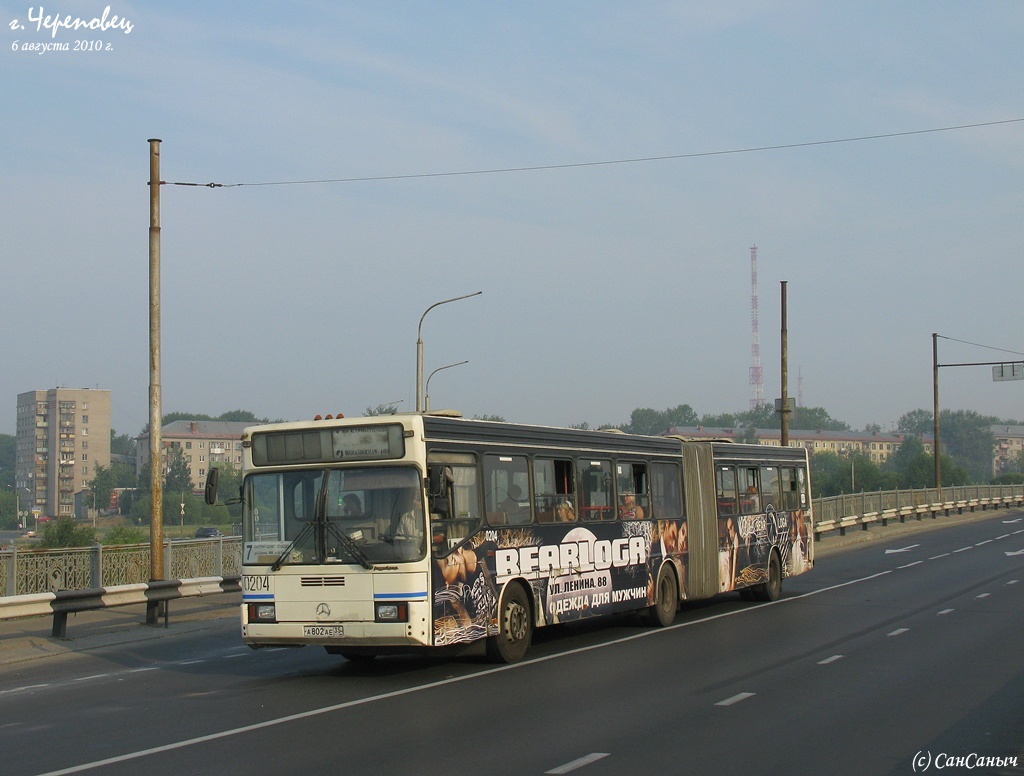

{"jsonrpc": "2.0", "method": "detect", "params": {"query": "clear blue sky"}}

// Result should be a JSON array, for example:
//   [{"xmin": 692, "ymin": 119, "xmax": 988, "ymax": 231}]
[{"xmin": 3, "ymin": 1, "xmax": 1023, "ymax": 436}]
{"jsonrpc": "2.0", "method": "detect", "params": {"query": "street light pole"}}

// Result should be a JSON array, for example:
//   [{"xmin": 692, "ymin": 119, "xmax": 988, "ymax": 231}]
[
  {"xmin": 425, "ymin": 360, "xmax": 469, "ymax": 411},
  {"xmin": 933, "ymin": 332, "xmax": 941, "ymax": 491},
  {"xmin": 416, "ymin": 292, "xmax": 481, "ymax": 412}
]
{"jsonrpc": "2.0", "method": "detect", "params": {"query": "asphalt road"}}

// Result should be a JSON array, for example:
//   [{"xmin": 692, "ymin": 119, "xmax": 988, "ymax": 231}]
[{"xmin": 2, "ymin": 510, "xmax": 1023, "ymax": 776}]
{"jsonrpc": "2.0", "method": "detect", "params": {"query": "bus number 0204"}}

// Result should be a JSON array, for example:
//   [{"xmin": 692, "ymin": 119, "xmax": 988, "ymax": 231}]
[{"xmin": 242, "ymin": 576, "xmax": 270, "ymax": 592}]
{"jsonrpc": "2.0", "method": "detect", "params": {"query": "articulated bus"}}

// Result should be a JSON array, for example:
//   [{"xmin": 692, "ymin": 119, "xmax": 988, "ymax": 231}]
[{"xmin": 206, "ymin": 412, "xmax": 814, "ymax": 663}]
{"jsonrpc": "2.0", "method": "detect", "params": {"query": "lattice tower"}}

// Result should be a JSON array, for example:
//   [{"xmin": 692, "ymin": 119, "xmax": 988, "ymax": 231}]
[{"xmin": 749, "ymin": 245, "xmax": 764, "ymax": 410}]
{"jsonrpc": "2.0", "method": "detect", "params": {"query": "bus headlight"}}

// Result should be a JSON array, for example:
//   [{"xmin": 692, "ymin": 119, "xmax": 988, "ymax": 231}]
[
  {"xmin": 375, "ymin": 602, "xmax": 408, "ymax": 622},
  {"xmin": 247, "ymin": 603, "xmax": 276, "ymax": 623}
]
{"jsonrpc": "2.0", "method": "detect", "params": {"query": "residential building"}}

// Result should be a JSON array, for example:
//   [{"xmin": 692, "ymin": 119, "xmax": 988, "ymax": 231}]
[
  {"xmin": 664, "ymin": 426, "xmax": 933, "ymax": 463},
  {"xmin": 992, "ymin": 425, "xmax": 1024, "ymax": 476},
  {"xmin": 136, "ymin": 420, "xmax": 249, "ymax": 492},
  {"xmin": 15, "ymin": 388, "xmax": 111, "ymax": 518}
]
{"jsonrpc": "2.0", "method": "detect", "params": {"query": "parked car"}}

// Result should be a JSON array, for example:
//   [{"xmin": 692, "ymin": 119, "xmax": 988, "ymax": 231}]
[{"xmin": 194, "ymin": 527, "xmax": 223, "ymax": 538}]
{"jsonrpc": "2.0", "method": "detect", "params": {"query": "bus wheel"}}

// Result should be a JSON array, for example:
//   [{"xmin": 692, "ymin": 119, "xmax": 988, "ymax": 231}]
[
  {"xmin": 753, "ymin": 551, "xmax": 782, "ymax": 602},
  {"xmin": 487, "ymin": 584, "xmax": 532, "ymax": 663},
  {"xmin": 643, "ymin": 565, "xmax": 678, "ymax": 627}
]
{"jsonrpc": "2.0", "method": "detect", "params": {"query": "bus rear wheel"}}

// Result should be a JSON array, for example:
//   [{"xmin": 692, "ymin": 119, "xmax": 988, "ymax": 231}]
[
  {"xmin": 487, "ymin": 583, "xmax": 532, "ymax": 663},
  {"xmin": 752, "ymin": 550, "xmax": 782, "ymax": 602},
  {"xmin": 643, "ymin": 565, "xmax": 678, "ymax": 627}
]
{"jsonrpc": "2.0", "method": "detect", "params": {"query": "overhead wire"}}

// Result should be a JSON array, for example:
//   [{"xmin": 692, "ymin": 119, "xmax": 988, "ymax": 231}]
[{"xmin": 166, "ymin": 117, "xmax": 1024, "ymax": 190}]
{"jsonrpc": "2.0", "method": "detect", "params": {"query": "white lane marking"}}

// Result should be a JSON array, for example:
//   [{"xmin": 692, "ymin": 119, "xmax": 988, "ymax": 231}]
[
  {"xmin": 716, "ymin": 692, "xmax": 756, "ymax": 706},
  {"xmin": 898, "ymin": 561, "xmax": 923, "ymax": 569},
  {"xmin": 888, "ymin": 628, "xmax": 909, "ymax": 637},
  {"xmin": 30, "ymin": 569, "xmax": 904, "ymax": 776},
  {"xmin": 975, "ymin": 540, "xmax": 993, "ymax": 546},
  {"xmin": 817, "ymin": 655, "xmax": 844, "ymax": 665},
  {"xmin": 546, "ymin": 752, "xmax": 611, "ymax": 774},
  {"xmin": 885, "ymin": 544, "xmax": 920, "ymax": 554},
  {"xmin": 73, "ymin": 675, "xmax": 109, "ymax": 683},
  {"xmin": 929, "ymin": 553, "xmax": 950, "ymax": 560},
  {"xmin": 1007, "ymin": 580, "xmax": 1019, "ymax": 585},
  {"xmin": 954, "ymin": 547, "xmax": 973, "ymax": 553},
  {"xmin": 938, "ymin": 609, "xmax": 955, "ymax": 615},
  {"xmin": 976, "ymin": 593, "xmax": 991, "ymax": 599},
  {"xmin": 996, "ymin": 534, "xmax": 1011, "ymax": 540}
]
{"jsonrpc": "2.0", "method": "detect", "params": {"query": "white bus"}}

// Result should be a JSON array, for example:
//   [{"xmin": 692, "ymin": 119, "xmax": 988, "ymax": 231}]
[{"xmin": 206, "ymin": 413, "xmax": 813, "ymax": 663}]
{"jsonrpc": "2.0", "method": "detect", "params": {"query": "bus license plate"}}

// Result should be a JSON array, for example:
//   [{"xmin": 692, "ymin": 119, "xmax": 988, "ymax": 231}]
[{"xmin": 304, "ymin": 625, "xmax": 344, "ymax": 638}]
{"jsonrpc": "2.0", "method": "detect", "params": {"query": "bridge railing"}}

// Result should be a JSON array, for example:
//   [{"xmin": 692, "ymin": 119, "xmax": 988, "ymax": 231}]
[
  {"xmin": 1, "ymin": 536, "xmax": 242, "ymax": 597},
  {"xmin": 812, "ymin": 484, "xmax": 1024, "ymax": 538},
  {"xmin": 4, "ymin": 485, "xmax": 1024, "ymax": 594}
]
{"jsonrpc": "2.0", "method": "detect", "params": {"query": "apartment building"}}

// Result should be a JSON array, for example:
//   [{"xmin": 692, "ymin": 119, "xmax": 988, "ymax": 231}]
[
  {"xmin": 992, "ymin": 425, "xmax": 1024, "ymax": 475},
  {"xmin": 15, "ymin": 388, "xmax": 111, "ymax": 518},
  {"xmin": 665, "ymin": 426, "xmax": 933, "ymax": 463},
  {"xmin": 135, "ymin": 420, "xmax": 248, "ymax": 492}
]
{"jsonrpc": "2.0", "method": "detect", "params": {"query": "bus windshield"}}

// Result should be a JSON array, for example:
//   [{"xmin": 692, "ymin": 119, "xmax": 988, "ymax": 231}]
[{"xmin": 242, "ymin": 466, "xmax": 426, "ymax": 565}]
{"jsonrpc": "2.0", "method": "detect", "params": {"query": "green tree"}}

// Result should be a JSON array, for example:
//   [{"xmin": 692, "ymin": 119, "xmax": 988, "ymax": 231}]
[
  {"xmin": 165, "ymin": 447, "xmax": 194, "ymax": 494},
  {"xmin": 898, "ymin": 409, "xmax": 933, "ymax": 435},
  {"xmin": 364, "ymin": 404, "xmax": 399, "ymax": 416},
  {"xmin": 0, "ymin": 489, "xmax": 17, "ymax": 529},
  {"xmin": 89, "ymin": 461, "xmax": 139, "ymax": 512},
  {"xmin": 104, "ymin": 524, "xmax": 148, "ymax": 545},
  {"xmin": 40, "ymin": 517, "xmax": 96, "ymax": 548},
  {"xmin": 938, "ymin": 410, "xmax": 996, "ymax": 483},
  {"xmin": 627, "ymin": 405, "xmax": 699, "ymax": 435},
  {"xmin": 110, "ymin": 429, "xmax": 137, "ymax": 456},
  {"xmin": 0, "ymin": 434, "xmax": 15, "ymax": 489},
  {"xmin": 88, "ymin": 463, "xmax": 117, "ymax": 513}
]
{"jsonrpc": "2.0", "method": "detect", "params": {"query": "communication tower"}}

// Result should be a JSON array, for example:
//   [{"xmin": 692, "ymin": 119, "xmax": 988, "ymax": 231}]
[{"xmin": 749, "ymin": 245, "xmax": 765, "ymax": 410}]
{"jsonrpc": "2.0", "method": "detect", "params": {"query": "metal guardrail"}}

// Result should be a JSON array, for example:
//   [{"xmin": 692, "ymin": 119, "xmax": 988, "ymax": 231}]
[
  {"xmin": 812, "ymin": 484, "xmax": 1024, "ymax": 538},
  {"xmin": 0, "ymin": 575, "xmax": 241, "ymax": 638}
]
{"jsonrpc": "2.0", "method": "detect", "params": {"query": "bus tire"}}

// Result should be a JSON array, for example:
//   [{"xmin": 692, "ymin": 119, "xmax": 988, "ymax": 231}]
[
  {"xmin": 487, "ymin": 583, "xmax": 532, "ymax": 664},
  {"xmin": 753, "ymin": 550, "xmax": 782, "ymax": 602},
  {"xmin": 643, "ymin": 565, "xmax": 678, "ymax": 627}
]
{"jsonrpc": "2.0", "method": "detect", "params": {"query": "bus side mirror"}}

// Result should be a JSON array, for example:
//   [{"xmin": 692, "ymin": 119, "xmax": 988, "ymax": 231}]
[
  {"xmin": 428, "ymin": 466, "xmax": 453, "ymax": 516},
  {"xmin": 428, "ymin": 466, "xmax": 453, "ymax": 497},
  {"xmin": 204, "ymin": 468, "xmax": 220, "ymax": 505}
]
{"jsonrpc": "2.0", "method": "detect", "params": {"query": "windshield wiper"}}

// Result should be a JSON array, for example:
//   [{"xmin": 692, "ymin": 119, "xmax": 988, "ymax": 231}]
[
  {"xmin": 325, "ymin": 522, "xmax": 373, "ymax": 569},
  {"xmin": 270, "ymin": 521, "xmax": 314, "ymax": 572}
]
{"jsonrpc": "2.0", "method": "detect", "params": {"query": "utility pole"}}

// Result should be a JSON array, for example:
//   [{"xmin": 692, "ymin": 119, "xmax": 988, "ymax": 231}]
[
  {"xmin": 148, "ymin": 139, "xmax": 164, "ymax": 596},
  {"xmin": 932, "ymin": 332, "xmax": 941, "ymax": 490},
  {"xmin": 779, "ymin": 281, "xmax": 791, "ymax": 447}
]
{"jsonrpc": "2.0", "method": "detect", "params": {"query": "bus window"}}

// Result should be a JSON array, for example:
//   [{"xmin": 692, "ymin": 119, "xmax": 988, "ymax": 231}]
[
  {"xmin": 760, "ymin": 466, "xmax": 781, "ymax": 509},
  {"xmin": 484, "ymin": 455, "xmax": 531, "ymax": 525},
  {"xmin": 580, "ymin": 460, "xmax": 614, "ymax": 521},
  {"xmin": 740, "ymin": 467, "xmax": 761, "ymax": 513},
  {"xmin": 617, "ymin": 462, "xmax": 648, "ymax": 519},
  {"xmin": 716, "ymin": 466, "xmax": 738, "ymax": 517},
  {"xmin": 781, "ymin": 467, "xmax": 807, "ymax": 510},
  {"xmin": 651, "ymin": 463, "xmax": 684, "ymax": 520},
  {"xmin": 533, "ymin": 458, "xmax": 575, "ymax": 523}
]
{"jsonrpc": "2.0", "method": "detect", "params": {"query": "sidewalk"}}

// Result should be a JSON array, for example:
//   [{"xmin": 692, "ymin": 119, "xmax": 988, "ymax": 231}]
[{"xmin": 0, "ymin": 592, "xmax": 241, "ymax": 667}]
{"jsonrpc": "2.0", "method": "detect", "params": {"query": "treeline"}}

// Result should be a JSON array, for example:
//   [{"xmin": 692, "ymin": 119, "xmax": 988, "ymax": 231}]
[{"xmin": 594, "ymin": 405, "xmax": 1021, "ymax": 497}]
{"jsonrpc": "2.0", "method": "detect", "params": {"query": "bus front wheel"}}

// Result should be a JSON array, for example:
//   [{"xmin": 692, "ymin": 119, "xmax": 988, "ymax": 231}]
[{"xmin": 487, "ymin": 583, "xmax": 532, "ymax": 663}]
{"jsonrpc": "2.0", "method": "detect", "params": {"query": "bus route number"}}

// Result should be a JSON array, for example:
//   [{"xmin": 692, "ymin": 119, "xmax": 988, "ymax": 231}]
[{"xmin": 242, "ymin": 575, "xmax": 270, "ymax": 593}]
